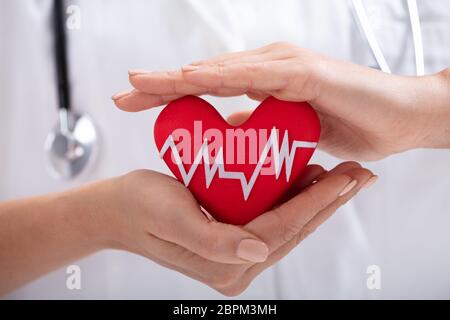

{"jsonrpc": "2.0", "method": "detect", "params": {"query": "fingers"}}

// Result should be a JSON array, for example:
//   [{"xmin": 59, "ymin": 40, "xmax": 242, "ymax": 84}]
[
  {"xmin": 181, "ymin": 61, "xmax": 296, "ymax": 92},
  {"xmin": 186, "ymin": 47, "xmax": 294, "ymax": 70},
  {"xmin": 301, "ymin": 167, "xmax": 374, "ymax": 236},
  {"xmin": 125, "ymin": 170, "xmax": 268, "ymax": 265},
  {"xmin": 150, "ymin": 203, "xmax": 269, "ymax": 264},
  {"xmin": 280, "ymin": 164, "xmax": 327, "ymax": 203},
  {"xmin": 181, "ymin": 60, "xmax": 317, "ymax": 101},
  {"xmin": 129, "ymin": 70, "xmax": 246, "ymax": 96},
  {"xmin": 245, "ymin": 162, "xmax": 373, "ymax": 255},
  {"xmin": 245, "ymin": 168, "xmax": 372, "ymax": 277},
  {"xmin": 135, "ymin": 230, "xmax": 247, "ymax": 293},
  {"xmin": 112, "ymin": 42, "xmax": 321, "ymax": 112},
  {"xmin": 128, "ymin": 70, "xmax": 205, "ymax": 95},
  {"xmin": 186, "ymin": 46, "xmax": 268, "ymax": 67},
  {"xmin": 113, "ymin": 90, "xmax": 182, "ymax": 112},
  {"xmin": 156, "ymin": 215, "xmax": 269, "ymax": 265},
  {"xmin": 233, "ymin": 165, "xmax": 375, "ymax": 293},
  {"xmin": 114, "ymin": 69, "xmax": 249, "ymax": 111},
  {"xmin": 315, "ymin": 161, "xmax": 361, "ymax": 180},
  {"xmin": 115, "ymin": 44, "xmax": 281, "ymax": 105},
  {"xmin": 293, "ymin": 165, "xmax": 327, "ymax": 190}
]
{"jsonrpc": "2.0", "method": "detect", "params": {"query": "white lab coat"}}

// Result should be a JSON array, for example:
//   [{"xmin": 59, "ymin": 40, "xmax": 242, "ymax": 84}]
[{"xmin": 1, "ymin": 0, "xmax": 449, "ymax": 299}]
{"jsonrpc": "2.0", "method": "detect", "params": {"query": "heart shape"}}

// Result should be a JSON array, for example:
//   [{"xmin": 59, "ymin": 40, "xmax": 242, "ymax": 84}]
[{"xmin": 154, "ymin": 95, "xmax": 320, "ymax": 225}]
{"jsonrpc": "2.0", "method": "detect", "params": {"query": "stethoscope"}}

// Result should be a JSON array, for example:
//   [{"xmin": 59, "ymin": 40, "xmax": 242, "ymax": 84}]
[
  {"xmin": 44, "ymin": 0, "xmax": 97, "ymax": 180},
  {"xmin": 352, "ymin": 0, "xmax": 425, "ymax": 76}
]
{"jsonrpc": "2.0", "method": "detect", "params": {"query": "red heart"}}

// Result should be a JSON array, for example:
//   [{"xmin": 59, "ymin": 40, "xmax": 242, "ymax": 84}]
[{"xmin": 154, "ymin": 96, "xmax": 320, "ymax": 225}]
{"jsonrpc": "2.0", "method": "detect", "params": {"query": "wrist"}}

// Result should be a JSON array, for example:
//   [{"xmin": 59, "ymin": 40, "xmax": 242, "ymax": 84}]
[
  {"xmin": 56, "ymin": 177, "xmax": 125, "ymax": 251},
  {"xmin": 414, "ymin": 69, "xmax": 450, "ymax": 149}
]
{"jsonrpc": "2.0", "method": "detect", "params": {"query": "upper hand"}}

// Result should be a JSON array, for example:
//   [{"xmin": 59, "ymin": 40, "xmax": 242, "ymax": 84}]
[{"xmin": 113, "ymin": 42, "xmax": 450, "ymax": 161}]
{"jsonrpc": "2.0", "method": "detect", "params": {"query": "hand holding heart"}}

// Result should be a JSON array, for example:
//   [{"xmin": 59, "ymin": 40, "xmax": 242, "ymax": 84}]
[
  {"xmin": 109, "ymin": 95, "xmax": 374, "ymax": 295},
  {"xmin": 3, "ymin": 43, "xmax": 448, "ymax": 296},
  {"xmin": 114, "ymin": 42, "xmax": 450, "ymax": 160},
  {"xmin": 111, "ymin": 42, "xmax": 449, "ymax": 294},
  {"xmin": 108, "ymin": 163, "xmax": 372, "ymax": 296}
]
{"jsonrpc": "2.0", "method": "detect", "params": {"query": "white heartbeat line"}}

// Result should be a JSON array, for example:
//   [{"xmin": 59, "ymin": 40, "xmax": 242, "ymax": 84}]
[{"xmin": 159, "ymin": 127, "xmax": 317, "ymax": 200}]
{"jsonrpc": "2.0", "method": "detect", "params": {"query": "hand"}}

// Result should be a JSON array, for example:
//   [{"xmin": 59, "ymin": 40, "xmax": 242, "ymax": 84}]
[
  {"xmin": 0, "ymin": 161, "xmax": 374, "ymax": 295},
  {"xmin": 102, "ymin": 162, "xmax": 374, "ymax": 296},
  {"xmin": 113, "ymin": 42, "xmax": 450, "ymax": 161}
]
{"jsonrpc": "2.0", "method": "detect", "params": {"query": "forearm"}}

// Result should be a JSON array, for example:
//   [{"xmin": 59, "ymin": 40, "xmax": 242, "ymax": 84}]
[
  {"xmin": 315, "ymin": 58, "xmax": 450, "ymax": 150},
  {"xmin": 0, "ymin": 179, "xmax": 118, "ymax": 295}
]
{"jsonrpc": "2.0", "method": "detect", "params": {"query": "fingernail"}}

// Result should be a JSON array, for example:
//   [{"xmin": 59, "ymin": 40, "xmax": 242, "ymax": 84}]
[
  {"xmin": 237, "ymin": 239, "xmax": 269, "ymax": 263},
  {"xmin": 128, "ymin": 69, "xmax": 148, "ymax": 76},
  {"xmin": 362, "ymin": 175, "xmax": 378, "ymax": 189},
  {"xmin": 182, "ymin": 65, "xmax": 201, "ymax": 72},
  {"xmin": 339, "ymin": 179, "xmax": 358, "ymax": 197},
  {"xmin": 111, "ymin": 90, "xmax": 132, "ymax": 100},
  {"xmin": 201, "ymin": 207, "xmax": 217, "ymax": 222}
]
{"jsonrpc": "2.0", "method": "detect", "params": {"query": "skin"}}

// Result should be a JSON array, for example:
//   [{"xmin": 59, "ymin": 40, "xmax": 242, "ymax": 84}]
[
  {"xmin": 0, "ymin": 162, "xmax": 374, "ymax": 296},
  {"xmin": 13, "ymin": 41, "xmax": 450, "ymax": 297},
  {"xmin": 113, "ymin": 42, "xmax": 450, "ymax": 160}
]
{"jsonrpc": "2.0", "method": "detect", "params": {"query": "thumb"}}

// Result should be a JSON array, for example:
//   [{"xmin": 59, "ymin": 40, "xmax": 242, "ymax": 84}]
[
  {"xmin": 194, "ymin": 221, "xmax": 270, "ymax": 264},
  {"xmin": 154, "ymin": 206, "xmax": 269, "ymax": 264},
  {"xmin": 244, "ymin": 171, "xmax": 366, "ymax": 254}
]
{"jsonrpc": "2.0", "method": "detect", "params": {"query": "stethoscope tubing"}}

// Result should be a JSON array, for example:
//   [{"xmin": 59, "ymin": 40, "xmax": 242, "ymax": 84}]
[
  {"xmin": 352, "ymin": 0, "xmax": 425, "ymax": 76},
  {"xmin": 52, "ymin": 0, "xmax": 71, "ymax": 112}
]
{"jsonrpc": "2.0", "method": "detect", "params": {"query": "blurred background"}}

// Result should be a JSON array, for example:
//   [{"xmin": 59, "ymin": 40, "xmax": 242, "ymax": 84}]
[{"xmin": 0, "ymin": 0, "xmax": 449, "ymax": 299}]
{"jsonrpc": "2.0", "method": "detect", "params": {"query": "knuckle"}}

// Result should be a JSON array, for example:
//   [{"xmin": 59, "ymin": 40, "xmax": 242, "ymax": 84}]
[
  {"xmin": 301, "ymin": 186, "xmax": 323, "ymax": 214},
  {"xmin": 295, "ymin": 226, "xmax": 316, "ymax": 245},
  {"xmin": 272, "ymin": 206, "xmax": 302, "ymax": 243},
  {"xmin": 167, "ymin": 70, "xmax": 182, "ymax": 94},
  {"xmin": 244, "ymin": 62, "xmax": 260, "ymax": 73},
  {"xmin": 212, "ymin": 63, "xmax": 225, "ymax": 88},
  {"xmin": 345, "ymin": 161, "xmax": 362, "ymax": 168},
  {"xmin": 242, "ymin": 66, "xmax": 257, "ymax": 90},
  {"xmin": 283, "ymin": 221, "xmax": 302, "ymax": 243},
  {"xmin": 171, "ymin": 79, "xmax": 180, "ymax": 94},
  {"xmin": 272, "ymin": 186, "xmax": 325, "ymax": 244}
]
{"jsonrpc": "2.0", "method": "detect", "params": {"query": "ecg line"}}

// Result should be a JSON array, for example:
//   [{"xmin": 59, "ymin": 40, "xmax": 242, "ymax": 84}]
[{"xmin": 159, "ymin": 127, "xmax": 317, "ymax": 200}]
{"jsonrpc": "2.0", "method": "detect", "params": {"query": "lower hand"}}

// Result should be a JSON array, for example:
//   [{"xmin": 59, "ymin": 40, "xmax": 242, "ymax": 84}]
[
  {"xmin": 98, "ymin": 162, "xmax": 374, "ymax": 296},
  {"xmin": 0, "ymin": 161, "xmax": 374, "ymax": 296}
]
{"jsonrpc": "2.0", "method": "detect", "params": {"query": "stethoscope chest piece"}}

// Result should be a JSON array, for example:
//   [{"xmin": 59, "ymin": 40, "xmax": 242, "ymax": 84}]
[
  {"xmin": 45, "ymin": 109, "xmax": 97, "ymax": 180},
  {"xmin": 46, "ymin": 0, "xmax": 98, "ymax": 180}
]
